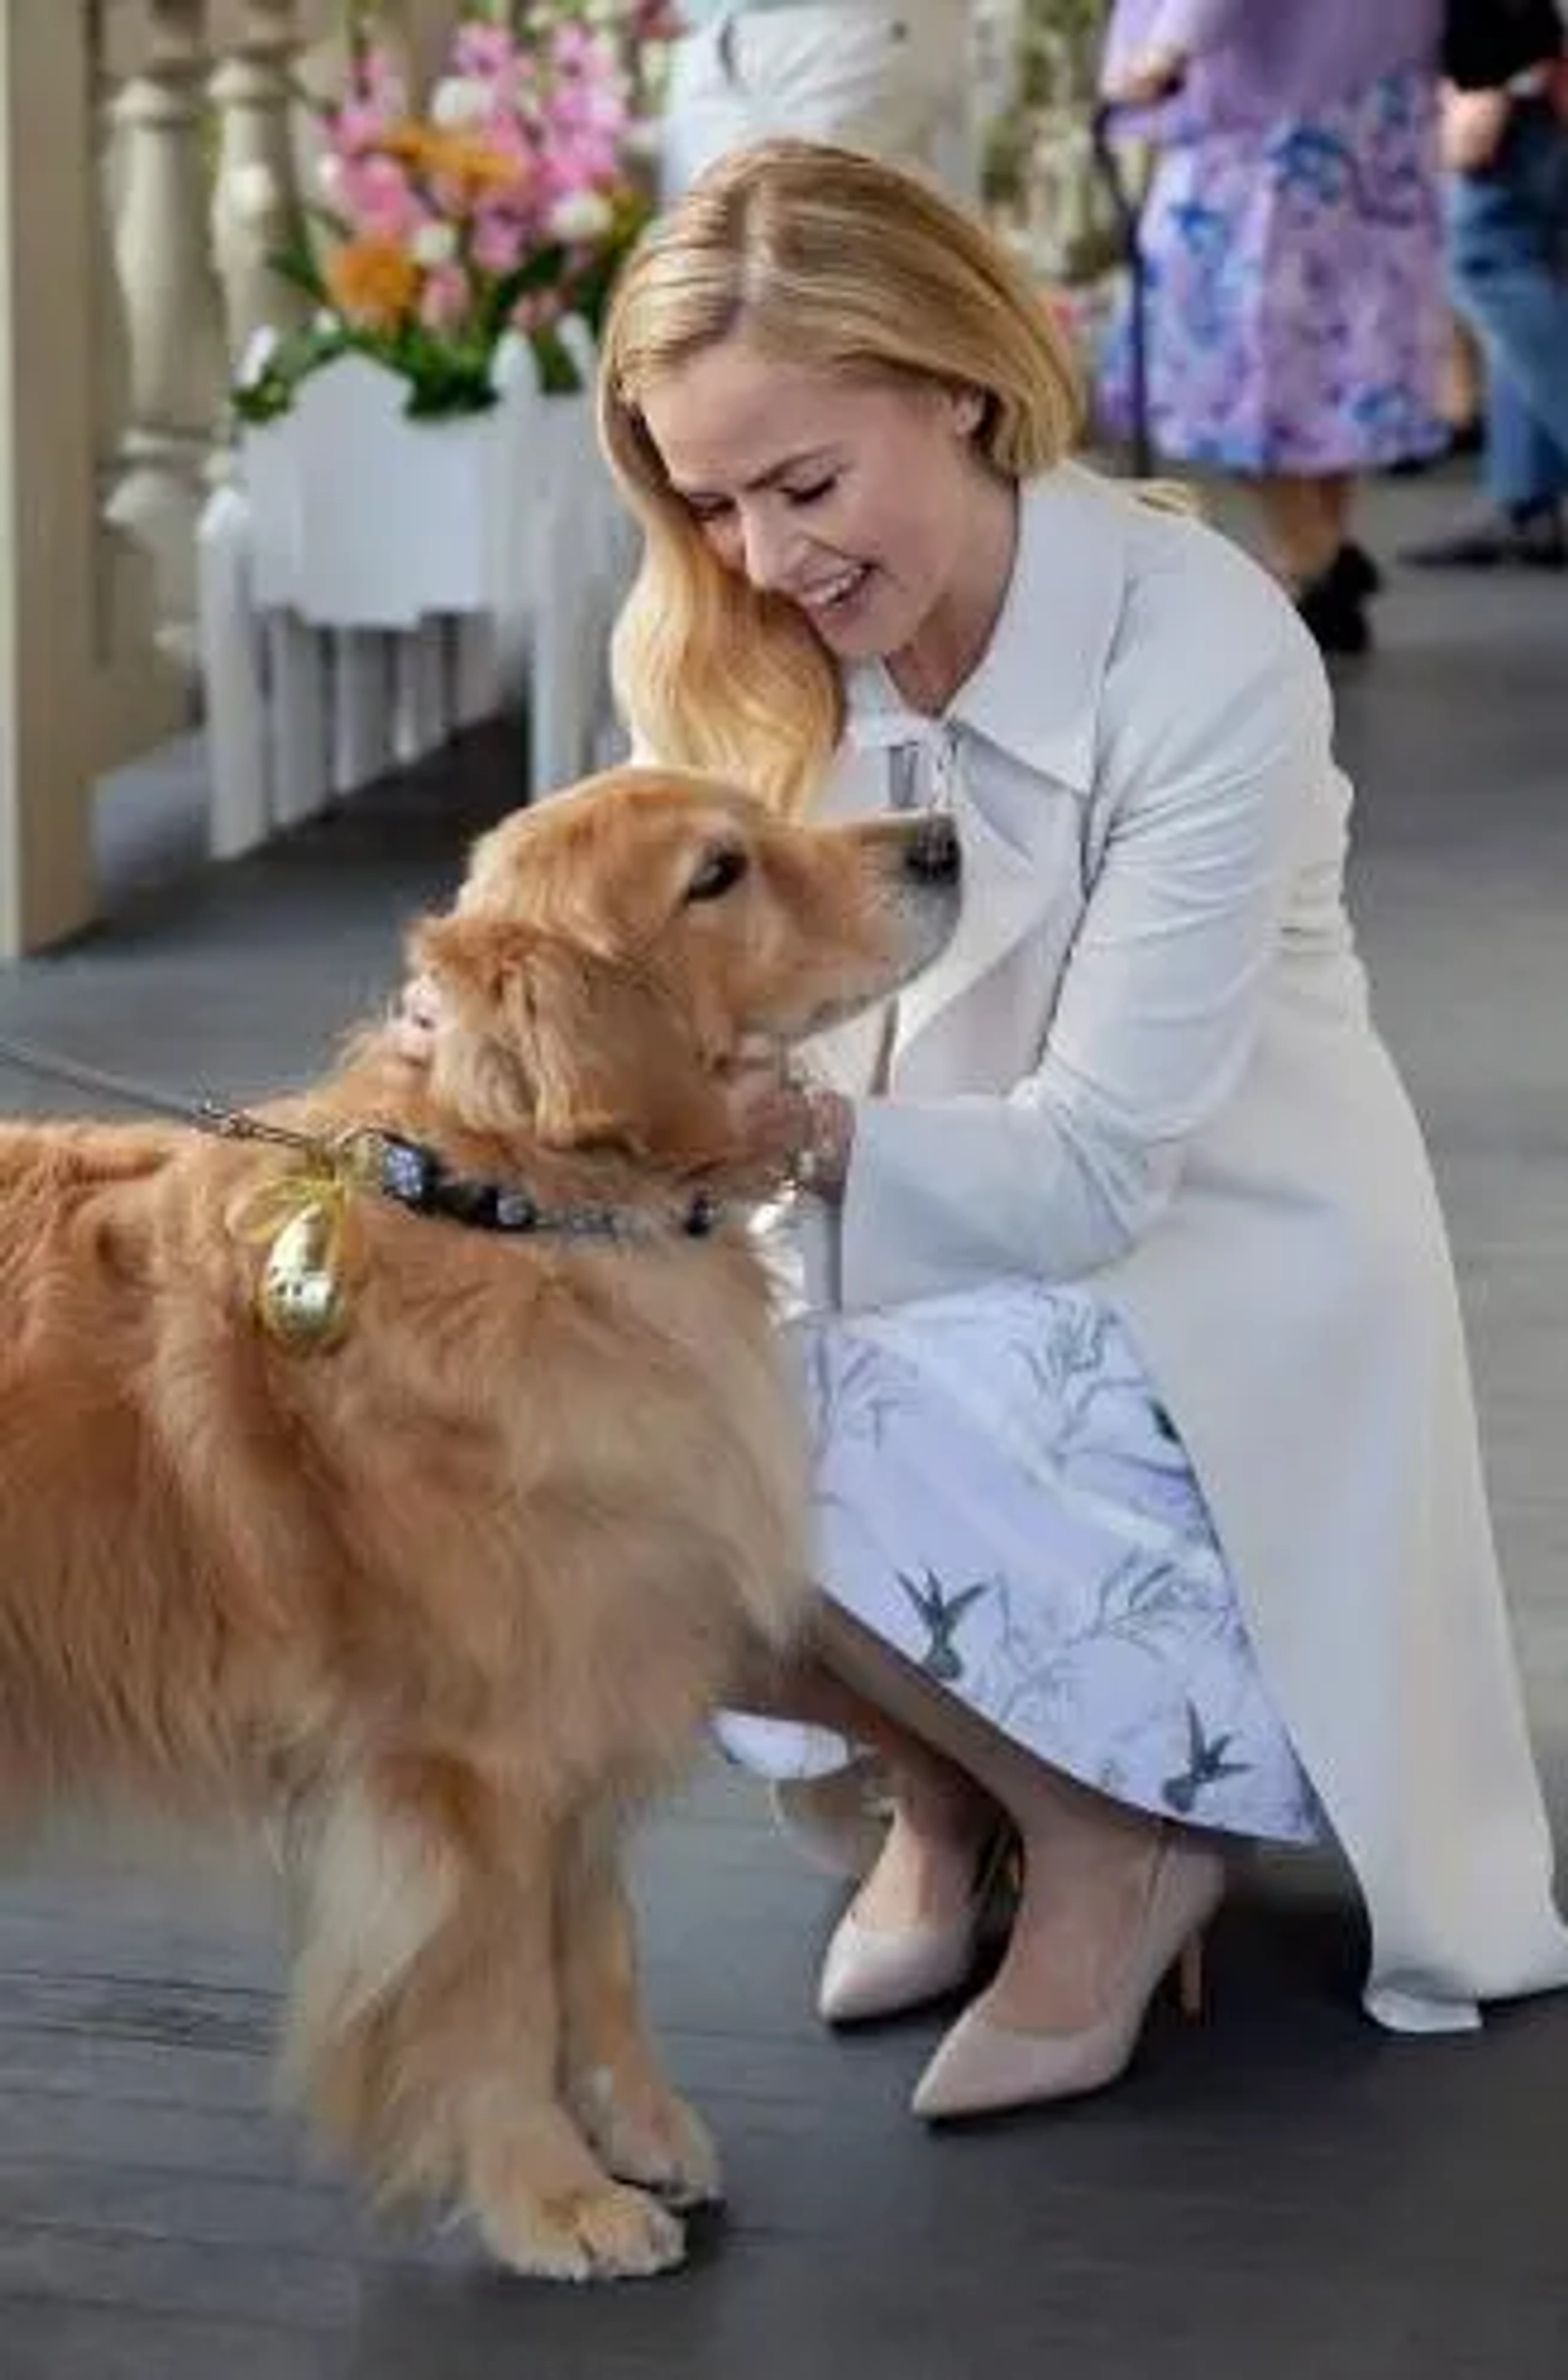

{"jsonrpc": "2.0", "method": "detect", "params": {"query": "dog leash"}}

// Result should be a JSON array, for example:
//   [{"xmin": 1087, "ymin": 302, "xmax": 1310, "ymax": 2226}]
[
  {"xmin": 0, "ymin": 1021, "xmax": 722, "ymax": 1234},
  {"xmin": 0, "ymin": 1021, "xmax": 728, "ymax": 1350},
  {"xmin": 0, "ymin": 1025, "xmax": 263, "ymax": 1133},
  {"xmin": 0, "ymin": 1021, "xmax": 725, "ymax": 1354}
]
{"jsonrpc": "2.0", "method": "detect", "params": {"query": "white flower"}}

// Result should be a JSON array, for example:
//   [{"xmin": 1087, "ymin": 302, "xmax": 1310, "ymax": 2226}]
[
  {"xmin": 430, "ymin": 75, "xmax": 491, "ymax": 129},
  {"xmin": 228, "ymin": 162, "xmax": 281, "ymax": 227},
  {"xmin": 316, "ymin": 152, "xmax": 345, "ymax": 202},
  {"xmin": 235, "ymin": 326, "xmax": 278, "ymax": 388},
  {"xmin": 410, "ymin": 220, "xmax": 459, "ymax": 269},
  {"xmin": 547, "ymin": 189, "xmax": 613, "ymax": 243}
]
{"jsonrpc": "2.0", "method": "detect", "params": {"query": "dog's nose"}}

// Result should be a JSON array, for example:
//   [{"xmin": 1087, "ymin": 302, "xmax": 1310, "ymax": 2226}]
[{"xmin": 904, "ymin": 813, "xmax": 961, "ymax": 885}]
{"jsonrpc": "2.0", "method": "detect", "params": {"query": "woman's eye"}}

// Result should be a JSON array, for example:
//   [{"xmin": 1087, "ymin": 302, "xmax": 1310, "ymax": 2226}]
[
  {"xmin": 686, "ymin": 847, "xmax": 750, "ymax": 903},
  {"xmin": 785, "ymin": 478, "xmax": 835, "ymax": 507}
]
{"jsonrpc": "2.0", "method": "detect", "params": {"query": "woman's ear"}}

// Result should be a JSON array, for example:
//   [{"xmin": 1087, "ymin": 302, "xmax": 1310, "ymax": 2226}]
[{"xmin": 951, "ymin": 385, "xmax": 986, "ymax": 438}]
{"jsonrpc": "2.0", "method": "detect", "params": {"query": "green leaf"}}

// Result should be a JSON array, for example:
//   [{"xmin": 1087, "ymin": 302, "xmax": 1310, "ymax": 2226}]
[
  {"xmin": 529, "ymin": 323, "xmax": 582, "ymax": 396},
  {"xmin": 266, "ymin": 216, "xmax": 331, "ymax": 307},
  {"xmin": 479, "ymin": 241, "xmax": 572, "ymax": 341}
]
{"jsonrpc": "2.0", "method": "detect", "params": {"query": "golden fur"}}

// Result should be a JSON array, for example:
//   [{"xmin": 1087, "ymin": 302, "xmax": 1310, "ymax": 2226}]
[{"xmin": 0, "ymin": 766, "xmax": 959, "ymax": 2281}]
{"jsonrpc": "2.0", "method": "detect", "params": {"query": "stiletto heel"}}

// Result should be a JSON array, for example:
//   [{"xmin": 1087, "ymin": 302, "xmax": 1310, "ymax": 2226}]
[
  {"xmin": 1178, "ymin": 1928, "xmax": 1206, "ymax": 2022},
  {"xmin": 911, "ymin": 1831, "xmax": 1225, "ymax": 2120}
]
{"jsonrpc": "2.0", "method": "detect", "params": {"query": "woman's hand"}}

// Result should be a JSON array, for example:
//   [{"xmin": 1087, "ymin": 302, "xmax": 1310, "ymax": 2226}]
[
  {"xmin": 1441, "ymin": 83, "xmax": 1511, "ymax": 175},
  {"xmin": 719, "ymin": 1045, "xmax": 855, "ymax": 1201},
  {"xmin": 1102, "ymin": 43, "xmax": 1189, "ymax": 108},
  {"xmin": 390, "ymin": 974, "xmax": 442, "ymax": 1064}
]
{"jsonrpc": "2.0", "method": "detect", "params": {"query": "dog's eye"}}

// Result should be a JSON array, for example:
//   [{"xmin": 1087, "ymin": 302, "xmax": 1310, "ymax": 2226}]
[{"xmin": 685, "ymin": 846, "xmax": 750, "ymax": 904}]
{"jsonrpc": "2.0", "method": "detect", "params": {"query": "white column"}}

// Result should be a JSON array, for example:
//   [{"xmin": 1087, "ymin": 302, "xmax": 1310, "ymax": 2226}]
[
  {"xmin": 0, "ymin": 3, "xmax": 101, "ymax": 950},
  {"xmin": 211, "ymin": 0, "xmax": 310, "ymax": 363},
  {"xmin": 90, "ymin": 0, "xmax": 185, "ymax": 771},
  {"xmin": 106, "ymin": 0, "xmax": 230, "ymax": 660}
]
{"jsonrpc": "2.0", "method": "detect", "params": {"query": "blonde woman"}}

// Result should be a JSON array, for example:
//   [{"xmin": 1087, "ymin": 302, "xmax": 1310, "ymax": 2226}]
[{"xmin": 405, "ymin": 138, "xmax": 1567, "ymax": 2118}]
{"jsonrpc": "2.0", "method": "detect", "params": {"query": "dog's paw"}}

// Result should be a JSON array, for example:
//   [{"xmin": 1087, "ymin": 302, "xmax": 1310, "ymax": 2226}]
[
  {"xmin": 577, "ymin": 2071, "xmax": 724, "ymax": 2210},
  {"xmin": 479, "ymin": 2178, "xmax": 687, "ymax": 2283}
]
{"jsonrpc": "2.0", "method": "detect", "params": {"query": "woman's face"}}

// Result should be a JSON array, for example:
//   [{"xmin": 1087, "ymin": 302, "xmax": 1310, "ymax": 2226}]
[{"xmin": 638, "ymin": 335, "xmax": 1013, "ymax": 701}]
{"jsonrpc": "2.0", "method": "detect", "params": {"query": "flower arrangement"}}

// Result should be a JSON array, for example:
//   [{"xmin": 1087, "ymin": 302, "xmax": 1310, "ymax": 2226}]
[{"xmin": 235, "ymin": 3, "xmax": 683, "ymax": 425}]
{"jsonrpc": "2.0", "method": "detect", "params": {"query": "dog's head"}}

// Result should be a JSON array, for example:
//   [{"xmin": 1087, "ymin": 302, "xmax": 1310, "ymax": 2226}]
[{"xmin": 410, "ymin": 765, "xmax": 960, "ymax": 1165}]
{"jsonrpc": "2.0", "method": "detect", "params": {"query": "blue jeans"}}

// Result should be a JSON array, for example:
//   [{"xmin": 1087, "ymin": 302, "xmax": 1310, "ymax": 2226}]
[{"xmin": 1447, "ymin": 102, "xmax": 1568, "ymax": 510}]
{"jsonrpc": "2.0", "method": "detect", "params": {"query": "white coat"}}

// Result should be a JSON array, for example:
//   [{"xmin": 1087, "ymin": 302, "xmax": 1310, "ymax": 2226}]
[
  {"xmin": 791, "ymin": 461, "xmax": 1568, "ymax": 2034},
  {"xmin": 659, "ymin": 3, "xmax": 978, "ymax": 206}
]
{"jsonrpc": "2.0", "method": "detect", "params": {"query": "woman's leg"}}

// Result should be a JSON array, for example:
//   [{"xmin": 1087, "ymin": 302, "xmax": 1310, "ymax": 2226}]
[
  {"xmin": 1255, "ymin": 471, "xmax": 1372, "ymax": 652},
  {"xmin": 735, "ymin": 1636, "xmax": 1000, "ymax": 1927},
  {"xmin": 809, "ymin": 1605, "xmax": 1209, "ymax": 2035},
  {"xmin": 1254, "ymin": 471, "xmax": 1341, "ymax": 585},
  {"xmin": 1317, "ymin": 471, "xmax": 1358, "ymax": 555}
]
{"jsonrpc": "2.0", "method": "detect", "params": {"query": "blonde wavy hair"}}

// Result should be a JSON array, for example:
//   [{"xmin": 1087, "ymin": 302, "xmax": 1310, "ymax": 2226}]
[{"xmin": 598, "ymin": 140, "xmax": 1085, "ymax": 815}]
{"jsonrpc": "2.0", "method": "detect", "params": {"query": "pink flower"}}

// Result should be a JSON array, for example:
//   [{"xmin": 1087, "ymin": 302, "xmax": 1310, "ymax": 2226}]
[
  {"xmin": 511, "ymin": 287, "xmax": 564, "ymax": 337},
  {"xmin": 357, "ymin": 46, "xmax": 408, "ymax": 116},
  {"xmin": 336, "ymin": 153, "xmax": 424, "ymax": 244},
  {"xmin": 453, "ymin": 24, "xmax": 519, "ymax": 82},
  {"xmin": 470, "ymin": 208, "xmax": 531, "ymax": 276},
  {"xmin": 419, "ymin": 261, "xmax": 472, "ymax": 332},
  {"xmin": 331, "ymin": 99, "xmax": 394, "ymax": 156},
  {"xmin": 551, "ymin": 25, "xmax": 595, "ymax": 73}
]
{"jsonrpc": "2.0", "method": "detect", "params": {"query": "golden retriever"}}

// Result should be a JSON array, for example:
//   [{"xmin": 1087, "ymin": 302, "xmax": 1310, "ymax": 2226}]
[{"xmin": 0, "ymin": 765, "xmax": 960, "ymax": 2280}]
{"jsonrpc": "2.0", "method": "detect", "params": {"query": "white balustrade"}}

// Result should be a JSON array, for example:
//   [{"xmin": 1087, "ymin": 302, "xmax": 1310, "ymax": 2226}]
[
  {"xmin": 0, "ymin": 0, "xmax": 617, "ymax": 953},
  {"xmin": 210, "ymin": 1, "xmax": 311, "ymax": 362},
  {"xmin": 106, "ymin": 1, "xmax": 231, "ymax": 653},
  {"xmin": 90, "ymin": 0, "xmax": 186, "ymax": 771}
]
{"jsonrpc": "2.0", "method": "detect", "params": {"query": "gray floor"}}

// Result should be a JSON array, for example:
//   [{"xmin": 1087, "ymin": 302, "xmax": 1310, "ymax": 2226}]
[{"xmin": 0, "ymin": 476, "xmax": 1565, "ymax": 2378}]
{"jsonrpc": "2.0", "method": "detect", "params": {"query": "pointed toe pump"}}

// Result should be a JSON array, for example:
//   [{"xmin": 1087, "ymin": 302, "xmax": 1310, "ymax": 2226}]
[
  {"xmin": 817, "ymin": 1831, "xmax": 1015, "ymax": 2027},
  {"xmin": 911, "ymin": 1831, "xmax": 1225, "ymax": 2120}
]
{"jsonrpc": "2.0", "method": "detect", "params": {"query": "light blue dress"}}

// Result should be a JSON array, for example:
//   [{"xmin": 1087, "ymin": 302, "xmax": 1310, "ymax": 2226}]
[{"xmin": 721, "ymin": 1275, "xmax": 1321, "ymax": 1846}]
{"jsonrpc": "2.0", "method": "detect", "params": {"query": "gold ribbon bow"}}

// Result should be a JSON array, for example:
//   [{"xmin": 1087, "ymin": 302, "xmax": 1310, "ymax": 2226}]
[{"xmin": 229, "ymin": 1132, "xmax": 378, "ymax": 1350}]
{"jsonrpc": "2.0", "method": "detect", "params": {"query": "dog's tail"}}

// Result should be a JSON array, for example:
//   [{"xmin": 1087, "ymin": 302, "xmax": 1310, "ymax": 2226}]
[{"xmin": 277, "ymin": 1770, "xmax": 464, "ymax": 2196}]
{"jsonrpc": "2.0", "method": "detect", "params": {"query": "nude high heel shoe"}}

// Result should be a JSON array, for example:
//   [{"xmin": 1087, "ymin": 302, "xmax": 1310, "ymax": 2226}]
[
  {"xmin": 911, "ymin": 1831, "xmax": 1225, "ymax": 2119},
  {"xmin": 817, "ymin": 1831, "xmax": 1014, "ymax": 2027}
]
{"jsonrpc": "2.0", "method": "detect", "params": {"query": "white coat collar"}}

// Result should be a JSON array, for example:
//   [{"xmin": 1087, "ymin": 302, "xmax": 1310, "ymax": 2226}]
[
  {"xmin": 822, "ymin": 465, "xmax": 1130, "ymax": 1077},
  {"xmin": 843, "ymin": 460, "xmax": 1129, "ymax": 799}
]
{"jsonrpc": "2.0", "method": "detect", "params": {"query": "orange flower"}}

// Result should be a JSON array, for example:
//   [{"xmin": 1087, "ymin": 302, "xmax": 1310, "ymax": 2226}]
[
  {"xmin": 428, "ymin": 129, "xmax": 528, "ymax": 194},
  {"xmin": 377, "ymin": 122, "xmax": 525, "ymax": 196},
  {"xmin": 377, "ymin": 123, "xmax": 441, "ymax": 171},
  {"xmin": 324, "ymin": 235, "xmax": 421, "ymax": 331}
]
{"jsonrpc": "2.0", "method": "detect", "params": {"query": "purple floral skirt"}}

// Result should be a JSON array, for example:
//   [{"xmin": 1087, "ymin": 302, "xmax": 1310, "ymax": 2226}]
[{"xmin": 1097, "ymin": 68, "xmax": 1449, "ymax": 475}]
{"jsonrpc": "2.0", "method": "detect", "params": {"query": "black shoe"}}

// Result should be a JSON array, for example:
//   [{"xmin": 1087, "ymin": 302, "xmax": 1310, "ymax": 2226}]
[
  {"xmin": 1297, "ymin": 568, "xmax": 1371, "ymax": 656},
  {"xmin": 1383, "ymin": 421, "xmax": 1484, "ymax": 477},
  {"xmin": 1332, "ymin": 541, "xmax": 1384, "ymax": 600},
  {"xmin": 1400, "ymin": 504, "xmax": 1566, "ymax": 570}
]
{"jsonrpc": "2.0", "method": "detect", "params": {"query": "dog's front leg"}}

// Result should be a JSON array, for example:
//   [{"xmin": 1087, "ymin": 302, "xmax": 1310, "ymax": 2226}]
[
  {"xmin": 283, "ymin": 1765, "xmax": 688, "ymax": 2281},
  {"xmin": 558, "ymin": 1812, "xmax": 723, "ymax": 2212}
]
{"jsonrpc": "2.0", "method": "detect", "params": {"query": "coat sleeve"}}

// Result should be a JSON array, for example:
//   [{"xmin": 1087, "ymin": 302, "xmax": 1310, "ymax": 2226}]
[{"xmin": 837, "ymin": 559, "xmax": 1337, "ymax": 1307}]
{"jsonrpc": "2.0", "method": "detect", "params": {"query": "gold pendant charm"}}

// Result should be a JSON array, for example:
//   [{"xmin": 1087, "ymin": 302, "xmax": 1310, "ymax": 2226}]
[{"xmin": 256, "ymin": 1200, "xmax": 348, "ymax": 1348}]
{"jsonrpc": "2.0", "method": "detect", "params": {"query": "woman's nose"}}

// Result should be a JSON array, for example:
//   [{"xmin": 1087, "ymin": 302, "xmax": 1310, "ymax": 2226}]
[{"xmin": 739, "ymin": 504, "xmax": 799, "ymax": 591}]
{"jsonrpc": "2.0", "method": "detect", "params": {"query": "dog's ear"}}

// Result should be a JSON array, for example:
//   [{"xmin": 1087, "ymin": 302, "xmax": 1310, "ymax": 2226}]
[{"xmin": 414, "ymin": 913, "xmax": 726, "ymax": 1159}]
